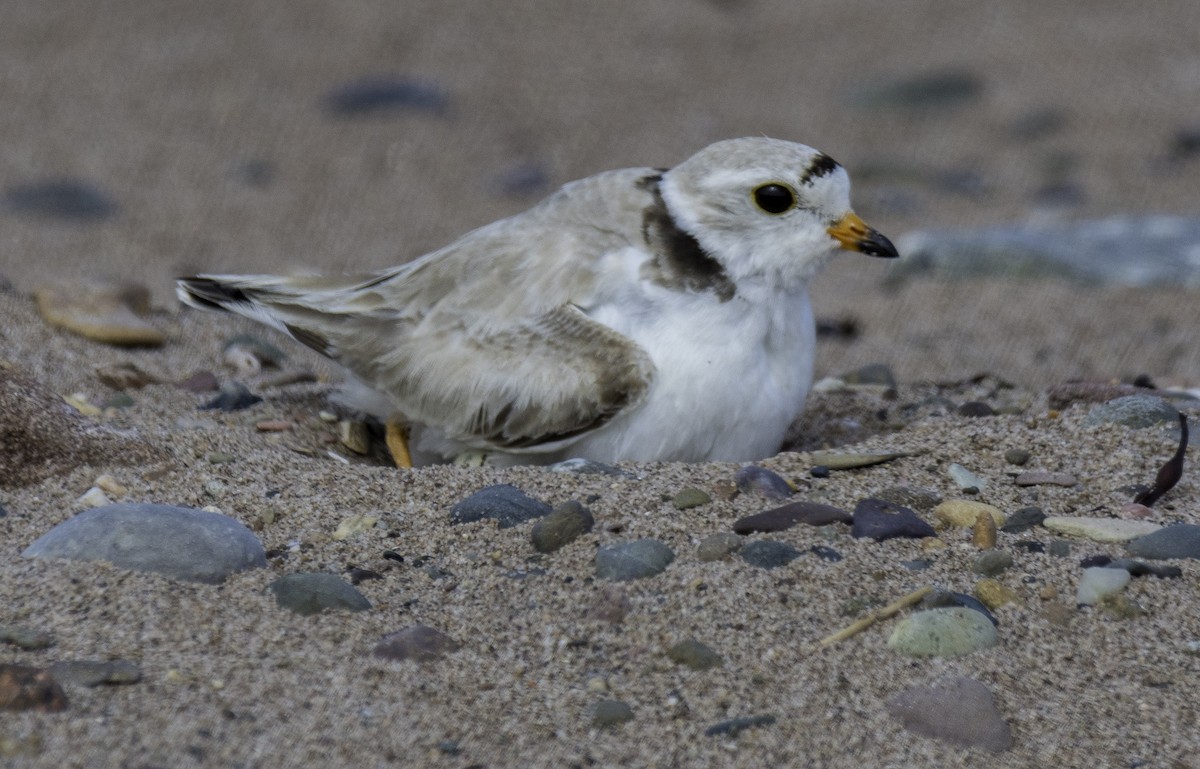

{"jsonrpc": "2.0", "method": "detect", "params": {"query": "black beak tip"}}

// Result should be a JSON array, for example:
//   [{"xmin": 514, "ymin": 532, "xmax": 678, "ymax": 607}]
[{"xmin": 861, "ymin": 230, "xmax": 899, "ymax": 258}]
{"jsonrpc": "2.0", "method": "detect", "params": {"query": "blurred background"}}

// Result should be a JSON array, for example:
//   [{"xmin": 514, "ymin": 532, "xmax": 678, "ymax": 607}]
[{"xmin": 2, "ymin": 0, "xmax": 1198, "ymax": 386}]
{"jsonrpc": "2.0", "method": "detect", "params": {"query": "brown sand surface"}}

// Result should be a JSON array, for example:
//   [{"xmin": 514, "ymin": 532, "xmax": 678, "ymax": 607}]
[{"xmin": 2, "ymin": 0, "xmax": 1200, "ymax": 767}]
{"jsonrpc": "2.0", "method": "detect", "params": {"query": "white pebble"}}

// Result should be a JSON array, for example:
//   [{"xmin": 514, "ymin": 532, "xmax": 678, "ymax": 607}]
[
  {"xmin": 77, "ymin": 487, "xmax": 111, "ymax": 509},
  {"xmin": 1076, "ymin": 567, "xmax": 1131, "ymax": 605}
]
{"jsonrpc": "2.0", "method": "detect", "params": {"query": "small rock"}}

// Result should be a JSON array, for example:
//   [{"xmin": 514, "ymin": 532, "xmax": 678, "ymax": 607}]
[
  {"xmin": 1104, "ymin": 558, "xmax": 1182, "ymax": 579},
  {"xmin": 1015, "ymin": 471, "xmax": 1078, "ymax": 487},
  {"xmin": 95, "ymin": 362, "xmax": 160, "ymax": 390},
  {"xmin": 269, "ymin": 573, "xmax": 371, "ymax": 615},
  {"xmin": 740, "ymin": 540, "xmax": 801, "ymax": 569},
  {"xmin": 1084, "ymin": 395, "xmax": 1179, "ymax": 429},
  {"xmin": 1000, "ymin": 506, "xmax": 1045, "ymax": 533},
  {"xmin": 806, "ymin": 451, "xmax": 907, "ymax": 470},
  {"xmin": 5, "ymin": 179, "xmax": 117, "ymax": 220},
  {"xmin": 886, "ymin": 677, "xmax": 1012, "ymax": 753},
  {"xmin": 1043, "ymin": 516, "xmax": 1161, "ymax": 543},
  {"xmin": 732, "ymin": 501, "xmax": 851, "ymax": 534},
  {"xmin": 920, "ymin": 591, "xmax": 998, "ymax": 626},
  {"xmin": 547, "ymin": 458, "xmax": 631, "ymax": 477},
  {"xmin": 811, "ymin": 545, "xmax": 843, "ymax": 562},
  {"xmin": 972, "ymin": 510, "xmax": 998, "ymax": 549},
  {"xmin": 696, "ymin": 533, "xmax": 743, "ymax": 562},
  {"xmin": 591, "ymin": 699, "xmax": 634, "ymax": 728},
  {"xmin": 530, "ymin": 501, "xmax": 594, "ymax": 553},
  {"xmin": 595, "ymin": 539, "xmax": 675, "ymax": 581},
  {"xmin": 888, "ymin": 607, "xmax": 998, "ymax": 657},
  {"xmin": 585, "ymin": 586, "xmax": 632, "ymax": 623},
  {"xmin": 974, "ymin": 579, "xmax": 1019, "ymax": 610},
  {"xmin": 338, "ymin": 420, "xmax": 371, "ymax": 454},
  {"xmin": 0, "ymin": 664, "xmax": 68, "ymax": 712},
  {"xmin": 934, "ymin": 499, "xmax": 1004, "ymax": 529},
  {"xmin": 666, "ymin": 639, "xmax": 723, "ymax": 670},
  {"xmin": 323, "ymin": 76, "xmax": 449, "ymax": 116},
  {"xmin": 450, "ymin": 484, "xmax": 552, "ymax": 528},
  {"xmin": 374, "ymin": 625, "xmax": 461, "ymax": 662},
  {"xmin": 973, "ymin": 550, "xmax": 1014, "ymax": 576},
  {"xmin": 947, "ymin": 463, "xmax": 986, "ymax": 492},
  {"xmin": 1004, "ymin": 448, "xmax": 1032, "ymax": 466},
  {"xmin": 958, "ymin": 401, "xmax": 995, "ymax": 417},
  {"xmin": 33, "ymin": 282, "xmax": 162, "ymax": 346},
  {"xmin": 672, "ymin": 487, "xmax": 711, "ymax": 510},
  {"xmin": 76, "ymin": 487, "xmax": 111, "ymax": 509},
  {"xmin": 22, "ymin": 503, "xmax": 265, "ymax": 584},
  {"xmin": 200, "ymin": 382, "xmax": 262, "ymax": 412},
  {"xmin": 1048, "ymin": 540, "xmax": 1072, "ymax": 557},
  {"xmin": 703, "ymin": 714, "xmax": 777, "ymax": 738},
  {"xmin": 1076, "ymin": 567, "xmax": 1131, "ymax": 605},
  {"xmin": 0, "ymin": 625, "xmax": 53, "ymax": 650},
  {"xmin": 1120, "ymin": 502, "xmax": 1156, "ymax": 520},
  {"xmin": 331, "ymin": 514, "xmax": 378, "ymax": 540},
  {"xmin": 176, "ymin": 370, "xmax": 220, "ymax": 393},
  {"xmin": 734, "ymin": 466, "xmax": 794, "ymax": 499},
  {"xmin": 851, "ymin": 498, "xmax": 936, "ymax": 541},
  {"xmin": 48, "ymin": 660, "xmax": 141, "ymax": 687},
  {"xmin": 94, "ymin": 474, "xmax": 128, "ymax": 498},
  {"xmin": 255, "ymin": 419, "xmax": 292, "ymax": 432},
  {"xmin": 1126, "ymin": 524, "xmax": 1200, "ymax": 560},
  {"xmin": 874, "ymin": 486, "xmax": 942, "ymax": 511}
]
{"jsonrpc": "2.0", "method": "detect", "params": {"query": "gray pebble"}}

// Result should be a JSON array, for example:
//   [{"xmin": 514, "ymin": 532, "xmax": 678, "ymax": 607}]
[
  {"xmin": 592, "ymin": 699, "xmax": 635, "ymax": 728},
  {"xmin": 948, "ymin": 463, "xmax": 986, "ymax": 492},
  {"xmin": 269, "ymin": 573, "xmax": 371, "ymax": 616},
  {"xmin": 0, "ymin": 625, "xmax": 53, "ymax": 650},
  {"xmin": 530, "ymin": 501, "xmax": 594, "ymax": 553},
  {"xmin": 696, "ymin": 533, "xmax": 743, "ymax": 562},
  {"xmin": 740, "ymin": 540, "xmax": 801, "ymax": 569},
  {"xmin": 1003, "ymin": 448, "xmax": 1032, "ymax": 466},
  {"xmin": 22, "ymin": 503, "xmax": 265, "ymax": 584},
  {"xmin": 703, "ymin": 714, "xmax": 777, "ymax": 737},
  {"xmin": 200, "ymin": 381, "xmax": 262, "ymax": 412},
  {"xmin": 1126, "ymin": 524, "xmax": 1200, "ymax": 560},
  {"xmin": 851, "ymin": 498, "xmax": 936, "ymax": 541},
  {"xmin": 666, "ymin": 638, "xmax": 724, "ymax": 671},
  {"xmin": 450, "ymin": 484, "xmax": 552, "ymax": 528},
  {"xmin": 374, "ymin": 625, "xmax": 461, "ymax": 662},
  {"xmin": 672, "ymin": 487, "xmax": 712, "ymax": 510},
  {"xmin": 1084, "ymin": 395, "xmax": 1179, "ymax": 429},
  {"xmin": 5, "ymin": 179, "xmax": 118, "ymax": 220},
  {"xmin": 48, "ymin": 660, "xmax": 142, "ymax": 687},
  {"xmin": 973, "ymin": 550, "xmax": 1014, "ymax": 576},
  {"xmin": 595, "ymin": 539, "xmax": 675, "ymax": 581},
  {"xmin": 1000, "ymin": 506, "xmax": 1045, "ymax": 533},
  {"xmin": 1049, "ymin": 540, "xmax": 1072, "ymax": 557},
  {"xmin": 1015, "ymin": 471, "xmax": 1077, "ymax": 487},
  {"xmin": 887, "ymin": 677, "xmax": 1013, "ymax": 753},
  {"xmin": 734, "ymin": 466, "xmax": 794, "ymax": 500},
  {"xmin": 323, "ymin": 76, "xmax": 448, "ymax": 116},
  {"xmin": 548, "ymin": 458, "xmax": 632, "ymax": 477}
]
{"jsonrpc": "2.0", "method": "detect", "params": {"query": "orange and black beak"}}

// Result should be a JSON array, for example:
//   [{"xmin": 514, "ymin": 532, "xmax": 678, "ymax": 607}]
[{"xmin": 827, "ymin": 212, "xmax": 899, "ymax": 258}]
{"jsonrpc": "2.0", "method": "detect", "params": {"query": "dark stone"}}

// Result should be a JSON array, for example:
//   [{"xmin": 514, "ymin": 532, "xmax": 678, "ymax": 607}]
[
  {"xmin": 1000, "ymin": 506, "xmax": 1045, "ymax": 533},
  {"xmin": 323, "ymin": 76, "xmax": 448, "ymax": 116},
  {"xmin": 176, "ymin": 370, "xmax": 220, "ymax": 393},
  {"xmin": 269, "ymin": 573, "xmax": 371, "ymax": 616},
  {"xmin": 1013, "ymin": 540, "xmax": 1046, "ymax": 554},
  {"xmin": 450, "ymin": 484, "xmax": 552, "ymax": 528},
  {"xmin": 48, "ymin": 660, "xmax": 141, "ymax": 687},
  {"xmin": 592, "ymin": 699, "xmax": 634, "ymax": 728},
  {"xmin": 733, "ymin": 466, "xmax": 794, "ymax": 500},
  {"xmin": 595, "ymin": 539, "xmax": 675, "ymax": 581},
  {"xmin": 1048, "ymin": 540, "xmax": 1072, "ymax": 558},
  {"xmin": 530, "ymin": 501, "xmax": 594, "ymax": 552},
  {"xmin": 851, "ymin": 498, "xmax": 936, "ymax": 541},
  {"xmin": 666, "ymin": 638, "xmax": 724, "ymax": 670},
  {"xmin": 200, "ymin": 382, "xmax": 262, "ymax": 411},
  {"xmin": 740, "ymin": 540, "xmax": 801, "ymax": 569},
  {"xmin": 4, "ymin": 179, "xmax": 118, "ymax": 220},
  {"xmin": 0, "ymin": 625, "xmax": 52, "ymax": 650},
  {"xmin": 958, "ymin": 401, "xmax": 995, "ymax": 417},
  {"xmin": 1126, "ymin": 524, "xmax": 1200, "ymax": 560},
  {"xmin": 704, "ymin": 714, "xmax": 777, "ymax": 737},
  {"xmin": 810, "ymin": 545, "xmax": 843, "ymax": 562},
  {"xmin": 0, "ymin": 664, "xmax": 68, "ymax": 712},
  {"xmin": 809, "ymin": 465, "xmax": 830, "ymax": 478},
  {"xmin": 921, "ymin": 590, "xmax": 998, "ymax": 626},
  {"xmin": 732, "ymin": 501, "xmax": 851, "ymax": 534},
  {"xmin": 972, "ymin": 550, "xmax": 1014, "ymax": 576},
  {"xmin": 374, "ymin": 625, "xmax": 460, "ymax": 662},
  {"xmin": 1105, "ymin": 558, "xmax": 1182, "ymax": 579},
  {"xmin": 1004, "ymin": 448, "xmax": 1032, "ymax": 466}
]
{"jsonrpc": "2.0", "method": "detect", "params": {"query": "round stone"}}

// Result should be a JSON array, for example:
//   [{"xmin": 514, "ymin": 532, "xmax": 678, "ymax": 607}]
[
  {"xmin": 268, "ymin": 573, "xmax": 371, "ymax": 616},
  {"xmin": 595, "ymin": 539, "xmax": 675, "ymax": 581},
  {"xmin": 888, "ymin": 607, "xmax": 998, "ymax": 657}
]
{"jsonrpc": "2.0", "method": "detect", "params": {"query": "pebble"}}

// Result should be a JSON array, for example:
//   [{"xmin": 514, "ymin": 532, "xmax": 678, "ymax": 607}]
[
  {"xmin": 0, "ymin": 663, "xmax": 69, "ymax": 712},
  {"xmin": 666, "ymin": 638, "xmax": 723, "ymax": 670},
  {"xmin": 95, "ymin": 362, "xmax": 160, "ymax": 390},
  {"xmin": 947, "ymin": 463, "xmax": 986, "ymax": 492},
  {"xmin": 973, "ymin": 550, "xmax": 1014, "ymax": 576},
  {"xmin": 94, "ymin": 474, "xmax": 128, "ymax": 498},
  {"xmin": 740, "ymin": 540, "xmax": 801, "ymax": 569},
  {"xmin": 331, "ymin": 514, "xmax": 378, "ymax": 540},
  {"xmin": 886, "ymin": 677, "xmax": 1013, "ymax": 753},
  {"xmin": 48, "ymin": 660, "xmax": 142, "ymax": 687},
  {"xmin": 920, "ymin": 590, "xmax": 998, "ymax": 626},
  {"xmin": 972, "ymin": 510, "xmax": 998, "ymax": 549},
  {"xmin": 1084, "ymin": 395, "xmax": 1179, "ymax": 429},
  {"xmin": 450, "ymin": 484, "xmax": 552, "ymax": 528},
  {"xmin": 200, "ymin": 382, "xmax": 262, "ymax": 411},
  {"xmin": 1004, "ymin": 448, "xmax": 1032, "ymax": 465},
  {"xmin": 76, "ymin": 487, "xmax": 111, "ymax": 509},
  {"xmin": 22, "ymin": 503, "xmax": 266, "ymax": 584},
  {"xmin": 934, "ymin": 499, "xmax": 1004, "ymax": 528},
  {"xmin": 585, "ymin": 586, "xmax": 632, "ymax": 623},
  {"xmin": 806, "ymin": 451, "xmax": 907, "ymax": 470},
  {"xmin": 888, "ymin": 607, "xmax": 998, "ymax": 657},
  {"xmin": 974, "ymin": 579, "xmax": 1020, "ymax": 610},
  {"xmin": 530, "ymin": 501, "xmax": 594, "ymax": 553},
  {"xmin": 323, "ymin": 76, "xmax": 449, "ymax": 116},
  {"xmin": 958, "ymin": 401, "xmax": 995, "ymax": 417},
  {"xmin": 33, "ymin": 282, "xmax": 163, "ymax": 346},
  {"xmin": 1120, "ymin": 502, "xmax": 1156, "ymax": 520},
  {"xmin": 811, "ymin": 545, "xmax": 843, "ymax": 562},
  {"xmin": 176, "ymin": 370, "xmax": 220, "ymax": 393},
  {"xmin": 1049, "ymin": 540, "xmax": 1072, "ymax": 557},
  {"xmin": 339, "ymin": 420, "xmax": 372, "ymax": 454},
  {"xmin": 1015, "ymin": 471, "xmax": 1078, "ymax": 487},
  {"xmin": 672, "ymin": 487, "xmax": 711, "ymax": 510},
  {"xmin": 269, "ymin": 573, "xmax": 371, "ymax": 615},
  {"xmin": 703, "ymin": 714, "xmax": 777, "ymax": 738},
  {"xmin": 0, "ymin": 625, "xmax": 53, "ymax": 650},
  {"xmin": 591, "ymin": 699, "xmax": 635, "ymax": 728},
  {"xmin": 733, "ymin": 466, "xmax": 795, "ymax": 499},
  {"xmin": 5, "ymin": 179, "xmax": 117, "ymax": 220},
  {"xmin": 851, "ymin": 498, "xmax": 936, "ymax": 541},
  {"xmin": 732, "ymin": 501, "xmax": 851, "ymax": 534},
  {"xmin": 595, "ymin": 539, "xmax": 675, "ymax": 581},
  {"xmin": 1076, "ymin": 567, "xmax": 1131, "ymax": 605},
  {"xmin": 1000, "ymin": 506, "xmax": 1046, "ymax": 533},
  {"xmin": 696, "ymin": 533, "xmax": 744, "ymax": 562},
  {"xmin": 547, "ymin": 458, "xmax": 631, "ymax": 477},
  {"xmin": 1126, "ymin": 524, "xmax": 1200, "ymax": 560},
  {"xmin": 373, "ymin": 625, "xmax": 461, "ymax": 662},
  {"xmin": 874, "ymin": 486, "xmax": 942, "ymax": 511},
  {"xmin": 1043, "ymin": 516, "xmax": 1161, "ymax": 543},
  {"xmin": 1104, "ymin": 558, "xmax": 1182, "ymax": 579},
  {"xmin": 255, "ymin": 419, "xmax": 292, "ymax": 432}
]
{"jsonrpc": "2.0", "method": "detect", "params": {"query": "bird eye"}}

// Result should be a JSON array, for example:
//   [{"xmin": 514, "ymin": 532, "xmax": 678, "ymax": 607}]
[{"xmin": 752, "ymin": 183, "xmax": 796, "ymax": 214}]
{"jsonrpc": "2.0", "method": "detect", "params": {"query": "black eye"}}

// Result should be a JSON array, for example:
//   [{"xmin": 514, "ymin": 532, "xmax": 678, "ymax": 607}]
[{"xmin": 752, "ymin": 183, "xmax": 796, "ymax": 214}]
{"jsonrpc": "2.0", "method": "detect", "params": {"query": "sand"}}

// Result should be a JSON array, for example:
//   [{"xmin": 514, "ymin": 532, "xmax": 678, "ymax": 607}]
[{"xmin": 2, "ymin": 0, "xmax": 1200, "ymax": 766}]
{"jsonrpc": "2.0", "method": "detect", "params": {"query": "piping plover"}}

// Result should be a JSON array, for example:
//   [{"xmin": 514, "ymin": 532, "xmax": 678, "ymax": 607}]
[{"xmin": 178, "ymin": 137, "xmax": 897, "ymax": 466}]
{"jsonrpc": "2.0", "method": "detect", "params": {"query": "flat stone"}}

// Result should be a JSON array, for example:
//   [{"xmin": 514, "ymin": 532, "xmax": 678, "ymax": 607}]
[
  {"xmin": 23, "ymin": 503, "xmax": 265, "ymax": 584},
  {"xmin": 734, "ymin": 466, "xmax": 795, "ymax": 499},
  {"xmin": 1000, "ymin": 506, "xmax": 1045, "ymax": 533},
  {"xmin": 696, "ymin": 533, "xmax": 743, "ymax": 562},
  {"xmin": 852, "ymin": 498, "xmax": 936, "ymax": 541},
  {"xmin": 920, "ymin": 590, "xmax": 998, "ymax": 626},
  {"xmin": 740, "ymin": 540, "xmax": 802, "ymax": 569},
  {"xmin": 888, "ymin": 607, "xmax": 998, "ymax": 657},
  {"xmin": 1076, "ymin": 567, "xmax": 1131, "ymax": 605},
  {"xmin": 33, "ymin": 282, "xmax": 163, "ymax": 346},
  {"xmin": 672, "ymin": 487, "xmax": 711, "ymax": 510},
  {"xmin": 666, "ymin": 638, "xmax": 723, "ymax": 671},
  {"xmin": 806, "ymin": 451, "xmax": 907, "ymax": 470},
  {"xmin": 732, "ymin": 501, "xmax": 851, "ymax": 534},
  {"xmin": 1014, "ymin": 471, "xmax": 1078, "ymax": 487},
  {"xmin": 0, "ymin": 625, "xmax": 53, "ymax": 650},
  {"xmin": 0, "ymin": 664, "xmax": 68, "ymax": 712},
  {"xmin": 595, "ymin": 539, "xmax": 675, "ymax": 581},
  {"xmin": 323, "ymin": 76, "xmax": 449, "ymax": 116},
  {"xmin": 1043, "ymin": 516, "xmax": 1161, "ymax": 543},
  {"xmin": 886, "ymin": 677, "xmax": 1013, "ymax": 753},
  {"xmin": 591, "ymin": 699, "xmax": 634, "ymax": 728},
  {"xmin": 450, "ymin": 484, "xmax": 552, "ymax": 528},
  {"xmin": 703, "ymin": 714, "xmax": 777, "ymax": 738},
  {"xmin": 947, "ymin": 463, "xmax": 986, "ymax": 492},
  {"xmin": 974, "ymin": 579, "xmax": 1020, "ymax": 610},
  {"xmin": 48, "ymin": 660, "xmax": 142, "ymax": 687},
  {"xmin": 530, "ymin": 501, "xmax": 594, "ymax": 553},
  {"xmin": 1126, "ymin": 524, "xmax": 1200, "ymax": 560},
  {"xmin": 374, "ymin": 625, "xmax": 461, "ymax": 662},
  {"xmin": 269, "ymin": 573, "xmax": 371, "ymax": 616},
  {"xmin": 5, "ymin": 179, "xmax": 117, "ymax": 220},
  {"xmin": 933, "ymin": 499, "xmax": 1005, "ymax": 528},
  {"xmin": 1084, "ymin": 395, "xmax": 1180, "ymax": 429},
  {"xmin": 972, "ymin": 550, "xmax": 1014, "ymax": 576}
]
